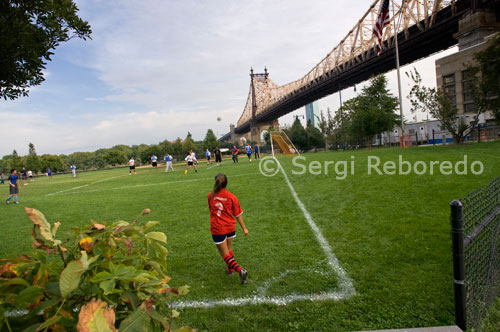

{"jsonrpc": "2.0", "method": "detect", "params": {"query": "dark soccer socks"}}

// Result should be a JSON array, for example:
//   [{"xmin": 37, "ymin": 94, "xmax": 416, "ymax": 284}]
[{"xmin": 223, "ymin": 253, "xmax": 242, "ymax": 274}]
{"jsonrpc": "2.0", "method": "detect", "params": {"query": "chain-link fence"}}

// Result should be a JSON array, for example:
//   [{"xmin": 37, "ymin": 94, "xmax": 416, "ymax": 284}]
[{"xmin": 450, "ymin": 176, "xmax": 500, "ymax": 331}]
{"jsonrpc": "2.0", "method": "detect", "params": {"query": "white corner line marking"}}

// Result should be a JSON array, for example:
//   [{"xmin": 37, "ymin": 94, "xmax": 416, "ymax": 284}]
[{"xmin": 175, "ymin": 158, "xmax": 356, "ymax": 308}]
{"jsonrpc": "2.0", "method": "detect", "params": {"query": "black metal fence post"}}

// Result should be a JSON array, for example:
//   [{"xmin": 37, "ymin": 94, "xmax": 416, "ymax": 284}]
[{"xmin": 450, "ymin": 200, "xmax": 466, "ymax": 331}]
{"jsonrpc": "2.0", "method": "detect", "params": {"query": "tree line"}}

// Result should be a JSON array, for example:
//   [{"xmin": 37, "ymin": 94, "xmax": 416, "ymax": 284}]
[{"xmin": 0, "ymin": 129, "xmax": 236, "ymax": 173}]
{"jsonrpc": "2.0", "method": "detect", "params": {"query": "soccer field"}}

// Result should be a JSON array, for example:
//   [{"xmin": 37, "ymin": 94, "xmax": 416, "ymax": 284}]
[{"xmin": 1, "ymin": 141, "xmax": 499, "ymax": 331}]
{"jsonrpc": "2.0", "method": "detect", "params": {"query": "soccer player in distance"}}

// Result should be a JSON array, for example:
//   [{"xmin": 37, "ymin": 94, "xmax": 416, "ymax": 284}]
[
  {"xmin": 151, "ymin": 154, "xmax": 158, "ymax": 170},
  {"xmin": 164, "ymin": 153, "xmax": 174, "ymax": 172},
  {"xmin": 254, "ymin": 144, "xmax": 260, "ymax": 160},
  {"xmin": 208, "ymin": 173, "xmax": 248, "ymax": 284},
  {"xmin": 245, "ymin": 143, "xmax": 252, "ymax": 162},
  {"xmin": 184, "ymin": 150, "xmax": 198, "ymax": 174},
  {"xmin": 214, "ymin": 147, "xmax": 222, "ymax": 166},
  {"xmin": 128, "ymin": 157, "xmax": 136, "ymax": 175},
  {"xmin": 232, "ymin": 145, "xmax": 239, "ymax": 163},
  {"xmin": 205, "ymin": 149, "xmax": 211, "ymax": 165},
  {"xmin": 5, "ymin": 169, "xmax": 20, "ymax": 205}
]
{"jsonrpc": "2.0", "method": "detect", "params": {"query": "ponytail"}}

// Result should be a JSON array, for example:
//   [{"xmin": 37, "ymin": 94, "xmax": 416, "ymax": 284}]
[{"xmin": 211, "ymin": 173, "xmax": 227, "ymax": 197}]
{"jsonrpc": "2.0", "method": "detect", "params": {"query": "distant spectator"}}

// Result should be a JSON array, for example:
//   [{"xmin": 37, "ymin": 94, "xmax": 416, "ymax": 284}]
[
  {"xmin": 0, "ymin": 173, "xmax": 4, "ymax": 184},
  {"xmin": 47, "ymin": 168, "xmax": 52, "ymax": 179},
  {"xmin": 254, "ymin": 144, "xmax": 260, "ymax": 160},
  {"xmin": 71, "ymin": 164, "xmax": 77, "ymax": 178},
  {"xmin": 27, "ymin": 170, "xmax": 33, "ymax": 181}
]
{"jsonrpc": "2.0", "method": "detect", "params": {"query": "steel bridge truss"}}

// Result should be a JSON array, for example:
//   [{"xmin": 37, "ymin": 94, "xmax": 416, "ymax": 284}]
[{"xmin": 236, "ymin": 0, "xmax": 459, "ymax": 130}]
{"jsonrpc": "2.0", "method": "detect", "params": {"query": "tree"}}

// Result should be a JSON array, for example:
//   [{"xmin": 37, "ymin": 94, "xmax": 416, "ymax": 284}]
[
  {"xmin": 287, "ymin": 118, "xmax": 308, "ymax": 151},
  {"xmin": 9, "ymin": 150, "xmax": 23, "ymax": 170},
  {"xmin": 407, "ymin": 69, "xmax": 480, "ymax": 143},
  {"xmin": 203, "ymin": 129, "xmax": 219, "ymax": 151},
  {"xmin": 158, "ymin": 139, "xmax": 173, "ymax": 155},
  {"xmin": 346, "ymin": 75, "xmax": 399, "ymax": 145},
  {"xmin": 467, "ymin": 34, "xmax": 500, "ymax": 123},
  {"xmin": 40, "ymin": 154, "xmax": 66, "ymax": 172},
  {"xmin": 306, "ymin": 121, "xmax": 325, "ymax": 149},
  {"xmin": 0, "ymin": 0, "xmax": 91, "ymax": 100},
  {"xmin": 25, "ymin": 142, "xmax": 40, "ymax": 173},
  {"xmin": 182, "ymin": 133, "xmax": 197, "ymax": 156},
  {"xmin": 104, "ymin": 149, "xmax": 127, "ymax": 166},
  {"xmin": 172, "ymin": 138, "xmax": 183, "ymax": 159}
]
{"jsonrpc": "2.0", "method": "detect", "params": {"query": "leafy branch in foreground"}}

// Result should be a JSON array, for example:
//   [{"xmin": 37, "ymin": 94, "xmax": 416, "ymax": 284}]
[{"xmin": 0, "ymin": 208, "xmax": 195, "ymax": 332}]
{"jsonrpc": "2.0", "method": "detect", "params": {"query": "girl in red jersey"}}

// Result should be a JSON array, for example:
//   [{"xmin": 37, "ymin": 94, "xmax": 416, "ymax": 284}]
[{"xmin": 207, "ymin": 173, "xmax": 249, "ymax": 284}]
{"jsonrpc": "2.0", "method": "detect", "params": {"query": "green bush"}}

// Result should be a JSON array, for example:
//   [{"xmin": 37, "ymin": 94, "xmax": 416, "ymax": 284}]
[{"xmin": 0, "ymin": 208, "xmax": 194, "ymax": 331}]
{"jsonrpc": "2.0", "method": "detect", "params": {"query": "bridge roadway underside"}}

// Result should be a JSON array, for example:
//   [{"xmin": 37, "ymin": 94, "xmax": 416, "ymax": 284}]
[{"xmin": 235, "ymin": 0, "xmax": 500, "ymax": 135}]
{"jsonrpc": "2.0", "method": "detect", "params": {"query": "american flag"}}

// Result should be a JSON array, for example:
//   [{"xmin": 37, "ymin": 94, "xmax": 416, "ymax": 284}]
[{"xmin": 373, "ymin": 0, "xmax": 391, "ymax": 56}]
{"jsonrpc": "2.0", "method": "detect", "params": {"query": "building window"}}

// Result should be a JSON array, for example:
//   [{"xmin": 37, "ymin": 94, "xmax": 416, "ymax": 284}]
[
  {"xmin": 462, "ymin": 69, "xmax": 474, "ymax": 103},
  {"xmin": 443, "ymin": 74, "xmax": 456, "ymax": 105}
]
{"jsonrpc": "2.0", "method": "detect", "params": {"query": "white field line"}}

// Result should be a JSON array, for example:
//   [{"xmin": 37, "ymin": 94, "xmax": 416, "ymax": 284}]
[
  {"xmin": 175, "ymin": 158, "xmax": 356, "ymax": 309},
  {"xmin": 45, "ymin": 172, "xmax": 261, "ymax": 196},
  {"xmin": 45, "ymin": 175, "xmax": 127, "ymax": 196}
]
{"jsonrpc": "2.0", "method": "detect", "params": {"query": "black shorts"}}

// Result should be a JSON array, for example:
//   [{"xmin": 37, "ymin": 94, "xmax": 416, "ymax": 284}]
[
  {"xmin": 9, "ymin": 185, "xmax": 18, "ymax": 195},
  {"xmin": 212, "ymin": 231, "xmax": 236, "ymax": 244},
  {"xmin": 216, "ymin": 155, "xmax": 222, "ymax": 162},
  {"xmin": 188, "ymin": 161, "xmax": 194, "ymax": 166},
  {"xmin": 22, "ymin": 175, "xmax": 27, "ymax": 180},
  {"xmin": 247, "ymin": 153, "xmax": 251, "ymax": 158},
  {"xmin": 152, "ymin": 162, "xmax": 157, "ymax": 167},
  {"xmin": 207, "ymin": 156, "xmax": 211, "ymax": 161},
  {"xmin": 129, "ymin": 165, "xmax": 135, "ymax": 170}
]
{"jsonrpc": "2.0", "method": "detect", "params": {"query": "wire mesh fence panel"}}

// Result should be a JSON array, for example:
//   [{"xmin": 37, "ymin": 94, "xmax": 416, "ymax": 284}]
[{"xmin": 459, "ymin": 176, "xmax": 500, "ymax": 330}]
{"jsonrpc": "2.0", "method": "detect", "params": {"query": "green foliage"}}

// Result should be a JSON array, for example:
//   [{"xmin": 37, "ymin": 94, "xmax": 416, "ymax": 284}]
[
  {"xmin": 286, "ymin": 118, "xmax": 308, "ymax": 151},
  {"xmin": 203, "ymin": 129, "xmax": 219, "ymax": 151},
  {"xmin": 478, "ymin": 297, "xmax": 500, "ymax": 332},
  {"xmin": 104, "ymin": 149, "xmax": 127, "ymax": 166},
  {"xmin": 25, "ymin": 143, "xmax": 40, "ymax": 173},
  {"xmin": 182, "ymin": 134, "xmax": 197, "ymax": 157},
  {"xmin": 346, "ymin": 75, "xmax": 399, "ymax": 144},
  {"xmin": 0, "ymin": 208, "xmax": 193, "ymax": 331},
  {"xmin": 40, "ymin": 154, "xmax": 67, "ymax": 172},
  {"xmin": 7, "ymin": 150, "xmax": 23, "ymax": 171},
  {"xmin": 0, "ymin": 0, "xmax": 92, "ymax": 100},
  {"xmin": 305, "ymin": 121, "xmax": 325, "ymax": 150},
  {"xmin": 468, "ymin": 34, "xmax": 500, "ymax": 124},
  {"xmin": 406, "ymin": 68, "xmax": 480, "ymax": 143}
]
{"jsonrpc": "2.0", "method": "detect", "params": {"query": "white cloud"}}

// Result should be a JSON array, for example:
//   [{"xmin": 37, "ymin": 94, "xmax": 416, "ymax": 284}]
[{"xmin": 0, "ymin": 0, "xmax": 461, "ymax": 155}]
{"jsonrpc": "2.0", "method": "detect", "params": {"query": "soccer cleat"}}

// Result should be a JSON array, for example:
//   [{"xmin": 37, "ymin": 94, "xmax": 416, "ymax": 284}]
[
  {"xmin": 14, "ymin": 201, "xmax": 18, "ymax": 204},
  {"xmin": 239, "ymin": 268, "xmax": 248, "ymax": 284}
]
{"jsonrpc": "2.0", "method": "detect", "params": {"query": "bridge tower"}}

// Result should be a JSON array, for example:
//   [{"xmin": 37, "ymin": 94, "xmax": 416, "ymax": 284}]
[{"xmin": 249, "ymin": 68, "xmax": 279, "ymax": 143}]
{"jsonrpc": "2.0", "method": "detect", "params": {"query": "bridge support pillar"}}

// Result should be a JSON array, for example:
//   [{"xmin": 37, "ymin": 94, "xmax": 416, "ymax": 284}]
[
  {"xmin": 250, "ymin": 120, "xmax": 279, "ymax": 143},
  {"xmin": 454, "ymin": 9, "xmax": 500, "ymax": 50}
]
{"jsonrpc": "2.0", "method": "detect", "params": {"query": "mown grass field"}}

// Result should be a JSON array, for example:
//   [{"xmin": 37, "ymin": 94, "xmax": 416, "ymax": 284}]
[{"xmin": 1, "ymin": 141, "xmax": 499, "ymax": 331}]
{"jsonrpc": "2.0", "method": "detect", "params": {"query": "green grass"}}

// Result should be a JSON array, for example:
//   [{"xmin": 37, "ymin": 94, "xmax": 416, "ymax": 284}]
[{"xmin": 1, "ymin": 141, "xmax": 500, "ymax": 331}]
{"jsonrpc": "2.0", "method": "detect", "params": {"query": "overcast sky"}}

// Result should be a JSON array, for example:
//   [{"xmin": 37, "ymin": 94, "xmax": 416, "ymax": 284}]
[{"xmin": 0, "ymin": 0, "xmax": 457, "ymax": 156}]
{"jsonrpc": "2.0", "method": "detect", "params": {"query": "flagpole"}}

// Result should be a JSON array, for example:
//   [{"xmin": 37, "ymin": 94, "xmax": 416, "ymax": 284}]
[{"xmin": 392, "ymin": 0, "xmax": 405, "ymax": 146}]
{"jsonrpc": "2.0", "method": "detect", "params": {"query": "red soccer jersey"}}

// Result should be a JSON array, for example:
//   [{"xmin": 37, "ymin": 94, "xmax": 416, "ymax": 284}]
[{"xmin": 207, "ymin": 189, "xmax": 243, "ymax": 235}]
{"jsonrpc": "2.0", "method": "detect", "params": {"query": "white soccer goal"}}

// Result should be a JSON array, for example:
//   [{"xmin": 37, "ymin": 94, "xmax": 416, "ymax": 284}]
[{"xmin": 270, "ymin": 131, "xmax": 300, "ymax": 157}]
